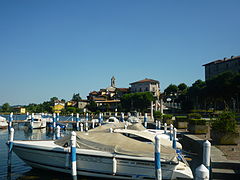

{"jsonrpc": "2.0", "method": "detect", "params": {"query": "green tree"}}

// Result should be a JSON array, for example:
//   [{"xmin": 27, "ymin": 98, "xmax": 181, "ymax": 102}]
[
  {"xmin": 1, "ymin": 103, "xmax": 11, "ymax": 112},
  {"xmin": 86, "ymin": 101, "xmax": 98, "ymax": 112},
  {"xmin": 121, "ymin": 92, "xmax": 154, "ymax": 112},
  {"xmin": 164, "ymin": 84, "xmax": 178, "ymax": 96},
  {"xmin": 72, "ymin": 93, "xmax": 81, "ymax": 102},
  {"xmin": 178, "ymin": 83, "xmax": 188, "ymax": 92}
]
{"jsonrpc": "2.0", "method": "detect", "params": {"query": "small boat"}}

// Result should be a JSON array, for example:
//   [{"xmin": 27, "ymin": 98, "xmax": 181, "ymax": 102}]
[
  {"xmin": 127, "ymin": 116, "xmax": 140, "ymax": 123},
  {"xmin": 25, "ymin": 114, "xmax": 47, "ymax": 129},
  {"xmin": 106, "ymin": 117, "xmax": 119, "ymax": 123},
  {"xmin": 0, "ymin": 116, "xmax": 8, "ymax": 129},
  {"xmin": 12, "ymin": 123, "xmax": 193, "ymax": 179}
]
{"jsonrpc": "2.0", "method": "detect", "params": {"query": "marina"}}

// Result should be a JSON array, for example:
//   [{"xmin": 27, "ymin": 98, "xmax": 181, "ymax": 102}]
[{"xmin": 0, "ymin": 114, "xmax": 195, "ymax": 179}]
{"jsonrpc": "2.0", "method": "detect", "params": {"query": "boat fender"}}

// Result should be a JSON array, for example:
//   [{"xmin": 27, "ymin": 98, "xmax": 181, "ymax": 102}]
[{"xmin": 113, "ymin": 156, "xmax": 117, "ymax": 175}]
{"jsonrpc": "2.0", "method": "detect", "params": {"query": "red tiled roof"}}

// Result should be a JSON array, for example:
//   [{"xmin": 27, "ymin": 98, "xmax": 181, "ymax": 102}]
[
  {"xmin": 90, "ymin": 91, "xmax": 98, "ymax": 95},
  {"xmin": 116, "ymin": 88, "xmax": 129, "ymax": 92},
  {"xmin": 130, "ymin": 78, "xmax": 159, "ymax": 85},
  {"xmin": 203, "ymin": 56, "xmax": 240, "ymax": 66}
]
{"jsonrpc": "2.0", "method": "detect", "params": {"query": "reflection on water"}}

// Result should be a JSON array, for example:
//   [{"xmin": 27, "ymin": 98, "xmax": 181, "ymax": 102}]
[{"xmin": 0, "ymin": 126, "xmax": 102, "ymax": 180}]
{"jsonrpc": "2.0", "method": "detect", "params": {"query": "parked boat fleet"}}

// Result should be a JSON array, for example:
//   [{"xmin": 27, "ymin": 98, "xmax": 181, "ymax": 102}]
[{"xmin": 6, "ymin": 115, "xmax": 193, "ymax": 179}]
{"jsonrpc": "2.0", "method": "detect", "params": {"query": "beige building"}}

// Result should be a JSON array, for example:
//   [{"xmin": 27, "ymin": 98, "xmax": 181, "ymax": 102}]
[
  {"xmin": 130, "ymin": 78, "xmax": 160, "ymax": 99},
  {"xmin": 203, "ymin": 55, "xmax": 240, "ymax": 80}
]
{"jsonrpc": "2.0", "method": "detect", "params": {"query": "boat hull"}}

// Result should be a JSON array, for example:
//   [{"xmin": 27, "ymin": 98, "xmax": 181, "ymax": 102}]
[{"xmin": 12, "ymin": 141, "xmax": 193, "ymax": 179}]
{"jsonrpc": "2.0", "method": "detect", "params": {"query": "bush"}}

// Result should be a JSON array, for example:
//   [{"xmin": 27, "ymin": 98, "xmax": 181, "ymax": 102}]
[
  {"xmin": 175, "ymin": 116, "xmax": 188, "ymax": 122},
  {"xmin": 163, "ymin": 114, "xmax": 173, "ymax": 120},
  {"xmin": 189, "ymin": 119, "xmax": 207, "ymax": 125},
  {"xmin": 188, "ymin": 113, "xmax": 201, "ymax": 119},
  {"xmin": 212, "ymin": 111, "xmax": 237, "ymax": 133},
  {"xmin": 154, "ymin": 111, "xmax": 162, "ymax": 119}
]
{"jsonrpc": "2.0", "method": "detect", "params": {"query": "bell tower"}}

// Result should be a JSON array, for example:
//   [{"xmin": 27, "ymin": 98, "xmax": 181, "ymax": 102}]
[{"xmin": 111, "ymin": 76, "xmax": 116, "ymax": 88}]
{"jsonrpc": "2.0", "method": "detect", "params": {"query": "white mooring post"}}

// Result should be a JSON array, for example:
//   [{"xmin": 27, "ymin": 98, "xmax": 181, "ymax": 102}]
[
  {"xmin": 121, "ymin": 112, "xmax": 124, "ymax": 122},
  {"xmin": 195, "ymin": 164, "xmax": 209, "ymax": 180},
  {"xmin": 158, "ymin": 120, "xmax": 161, "ymax": 130},
  {"xmin": 109, "ymin": 128, "xmax": 113, "ymax": 133},
  {"xmin": 9, "ymin": 112, "xmax": 13, "ymax": 129},
  {"xmin": 151, "ymin": 101, "xmax": 154, "ymax": 120},
  {"xmin": 53, "ymin": 113, "xmax": 56, "ymax": 129},
  {"xmin": 8, "ymin": 128, "xmax": 14, "ymax": 152},
  {"xmin": 203, "ymin": 140, "xmax": 211, "ymax": 171},
  {"xmin": 56, "ymin": 125, "xmax": 61, "ymax": 139},
  {"xmin": 155, "ymin": 121, "xmax": 158, "ymax": 129},
  {"xmin": 172, "ymin": 128, "xmax": 177, "ymax": 149},
  {"xmin": 71, "ymin": 113, "xmax": 74, "ymax": 121},
  {"xmin": 26, "ymin": 112, "xmax": 29, "ymax": 120},
  {"xmin": 101, "ymin": 113, "xmax": 104, "ymax": 123},
  {"xmin": 98, "ymin": 113, "xmax": 101, "ymax": 125},
  {"xmin": 76, "ymin": 113, "xmax": 79, "ymax": 131},
  {"xmin": 80, "ymin": 123, "xmax": 83, "ymax": 132},
  {"xmin": 169, "ymin": 124, "xmax": 173, "ymax": 141},
  {"xmin": 155, "ymin": 135, "xmax": 162, "ymax": 180},
  {"xmin": 57, "ymin": 112, "xmax": 60, "ymax": 122},
  {"xmin": 92, "ymin": 119, "xmax": 95, "ymax": 129},
  {"xmin": 71, "ymin": 131, "xmax": 77, "ymax": 180},
  {"xmin": 31, "ymin": 113, "xmax": 34, "ymax": 129},
  {"xmin": 85, "ymin": 121, "xmax": 88, "ymax": 132},
  {"xmin": 144, "ymin": 113, "xmax": 148, "ymax": 128},
  {"xmin": 164, "ymin": 123, "xmax": 167, "ymax": 134}
]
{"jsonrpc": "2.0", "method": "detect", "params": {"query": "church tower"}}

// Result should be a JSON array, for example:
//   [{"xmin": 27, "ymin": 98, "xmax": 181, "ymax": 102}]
[{"xmin": 111, "ymin": 76, "xmax": 116, "ymax": 88}]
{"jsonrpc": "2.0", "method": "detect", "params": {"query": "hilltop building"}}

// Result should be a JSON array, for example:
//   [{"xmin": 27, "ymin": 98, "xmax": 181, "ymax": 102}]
[
  {"xmin": 87, "ymin": 76, "xmax": 129, "ymax": 111},
  {"xmin": 203, "ymin": 55, "xmax": 240, "ymax": 80},
  {"xmin": 130, "ymin": 78, "xmax": 160, "ymax": 99}
]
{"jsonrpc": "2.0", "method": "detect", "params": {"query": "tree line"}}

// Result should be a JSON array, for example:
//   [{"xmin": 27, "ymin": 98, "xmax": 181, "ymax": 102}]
[{"xmin": 164, "ymin": 71, "xmax": 240, "ymax": 112}]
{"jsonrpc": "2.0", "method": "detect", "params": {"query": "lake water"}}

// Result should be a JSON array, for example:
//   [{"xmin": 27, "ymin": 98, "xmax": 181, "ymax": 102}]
[{"xmin": 0, "ymin": 124, "xmax": 100, "ymax": 180}]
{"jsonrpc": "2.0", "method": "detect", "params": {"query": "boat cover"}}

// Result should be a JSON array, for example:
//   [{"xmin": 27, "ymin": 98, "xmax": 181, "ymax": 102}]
[{"xmin": 55, "ymin": 122, "xmax": 177, "ymax": 162}]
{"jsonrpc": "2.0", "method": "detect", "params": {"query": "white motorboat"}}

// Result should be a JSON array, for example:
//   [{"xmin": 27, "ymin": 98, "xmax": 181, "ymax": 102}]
[
  {"xmin": 25, "ymin": 114, "xmax": 47, "ymax": 129},
  {"xmin": 12, "ymin": 123, "xmax": 193, "ymax": 179},
  {"xmin": 106, "ymin": 116, "xmax": 119, "ymax": 123},
  {"xmin": 0, "ymin": 116, "xmax": 8, "ymax": 129}
]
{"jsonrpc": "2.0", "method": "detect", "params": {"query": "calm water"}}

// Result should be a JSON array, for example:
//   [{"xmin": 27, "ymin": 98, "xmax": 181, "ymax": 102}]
[{"xmin": 0, "ymin": 124, "xmax": 101, "ymax": 180}]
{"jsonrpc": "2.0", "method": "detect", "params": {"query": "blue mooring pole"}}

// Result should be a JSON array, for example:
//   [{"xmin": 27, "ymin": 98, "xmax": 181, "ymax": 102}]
[
  {"xmin": 8, "ymin": 112, "xmax": 13, "ymax": 130},
  {"xmin": 172, "ymin": 128, "xmax": 177, "ymax": 149},
  {"xmin": 53, "ymin": 113, "xmax": 56, "ymax": 129},
  {"xmin": 8, "ymin": 128, "xmax": 14, "ymax": 153},
  {"xmin": 76, "ymin": 113, "xmax": 79, "ymax": 131},
  {"xmin": 71, "ymin": 131, "xmax": 77, "ymax": 180},
  {"xmin": 169, "ymin": 124, "xmax": 173, "ymax": 141},
  {"xmin": 144, "ymin": 113, "xmax": 148, "ymax": 128},
  {"xmin": 155, "ymin": 135, "xmax": 162, "ymax": 180}
]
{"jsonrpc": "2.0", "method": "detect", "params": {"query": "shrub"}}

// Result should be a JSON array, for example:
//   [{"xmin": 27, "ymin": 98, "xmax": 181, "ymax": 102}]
[
  {"xmin": 189, "ymin": 119, "xmax": 207, "ymax": 125},
  {"xmin": 163, "ymin": 114, "xmax": 173, "ymax": 120},
  {"xmin": 188, "ymin": 113, "xmax": 201, "ymax": 119},
  {"xmin": 175, "ymin": 116, "xmax": 188, "ymax": 122},
  {"xmin": 212, "ymin": 111, "xmax": 237, "ymax": 133},
  {"xmin": 154, "ymin": 111, "xmax": 162, "ymax": 119}
]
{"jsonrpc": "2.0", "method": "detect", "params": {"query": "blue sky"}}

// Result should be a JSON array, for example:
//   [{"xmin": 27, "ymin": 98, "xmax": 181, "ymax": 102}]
[{"xmin": 0, "ymin": 0, "xmax": 240, "ymax": 105}]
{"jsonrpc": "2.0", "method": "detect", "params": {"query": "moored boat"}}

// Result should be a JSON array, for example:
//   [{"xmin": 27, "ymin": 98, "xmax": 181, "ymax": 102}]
[
  {"xmin": 12, "ymin": 122, "xmax": 193, "ymax": 179},
  {"xmin": 0, "ymin": 116, "xmax": 8, "ymax": 129},
  {"xmin": 25, "ymin": 114, "xmax": 47, "ymax": 129}
]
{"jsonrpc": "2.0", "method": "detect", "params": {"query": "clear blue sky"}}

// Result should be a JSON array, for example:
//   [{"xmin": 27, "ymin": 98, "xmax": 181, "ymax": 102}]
[{"xmin": 1, "ymin": 0, "xmax": 240, "ymax": 105}]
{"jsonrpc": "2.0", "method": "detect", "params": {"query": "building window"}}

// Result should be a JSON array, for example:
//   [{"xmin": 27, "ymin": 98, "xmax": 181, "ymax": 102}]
[
  {"xmin": 152, "ymin": 87, "xmax": 155, "ymax": 92},
  {"xmin": 139, "ymin": 88, "xmax": 142, "ymax": 92},
  {"xmin": 145, "ymin": 87, "xmax": 148, "ymax": 91}
]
